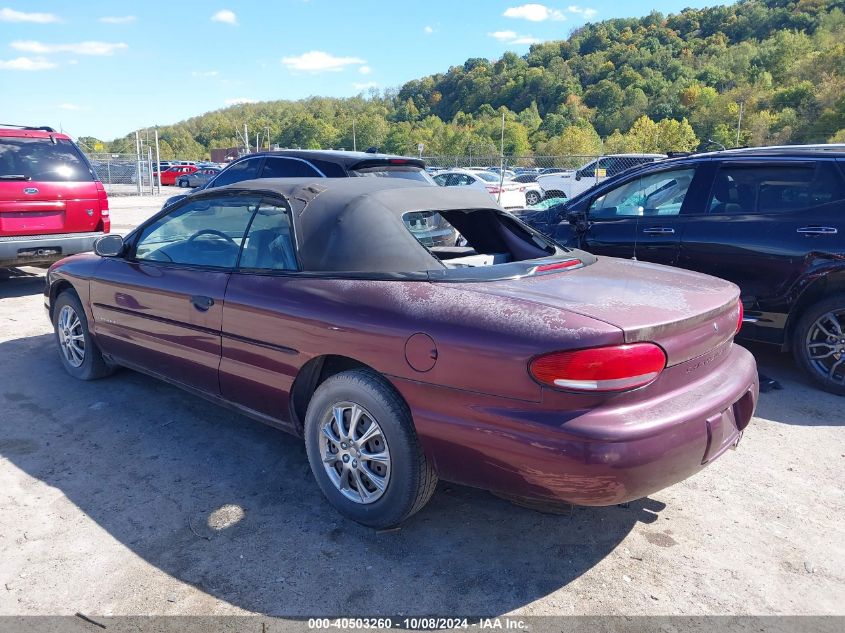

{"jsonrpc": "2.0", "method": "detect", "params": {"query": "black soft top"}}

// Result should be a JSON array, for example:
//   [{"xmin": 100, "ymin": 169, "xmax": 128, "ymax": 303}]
[{"xmin": 211, "ymin": 177, "xmax": 506, "ymax": 274}]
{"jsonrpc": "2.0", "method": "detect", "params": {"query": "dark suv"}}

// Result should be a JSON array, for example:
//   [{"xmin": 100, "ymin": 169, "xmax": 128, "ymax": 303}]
[
  {"xmin": 516, "ymin": 145, "xmax": 845, "ymax": 394},
  {"xmin": 0, "ymin": 125, "xmax": 109, "ymax": 274},
  {"xmin": 161, "ymin": 149, "xmax": 433, "ymax": 209}
]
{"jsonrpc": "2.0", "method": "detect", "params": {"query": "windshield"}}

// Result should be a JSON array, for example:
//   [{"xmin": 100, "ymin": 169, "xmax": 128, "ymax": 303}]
[
  {"xmin": 0, "ymin": 137, "xmax": 94, "ymax": 182},
  {"xmin": 352, "ymin": 165, "xmax": 434, "ymax": 184}
]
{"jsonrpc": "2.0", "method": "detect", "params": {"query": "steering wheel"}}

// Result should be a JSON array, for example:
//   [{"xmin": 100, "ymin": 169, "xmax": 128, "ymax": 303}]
[{"xmin": 186, "ymin": 229, "xmax": 237, "ymax": 245}]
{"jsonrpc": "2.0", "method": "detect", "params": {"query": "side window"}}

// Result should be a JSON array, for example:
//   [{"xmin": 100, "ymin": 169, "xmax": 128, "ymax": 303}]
[
  {"xmin": 589, "ymin": 169, "xmax": 696, "ymax": 219},
  {"xmin": 452, "ymin": 174, "xmax": 473, "ymax": 186},
  {"xmin": 433, "ymin": 174, "xmax": 448, "ymax": 186},
  {"xmin": 209, "ymin": 158, "xmax": 262, "ymax": 188},
  {"xmin": 708, "ymin": 163, "xmax": 845, "ymax": 214},
  {"xmin": 261, "ymin": 157, "xmax": 321, "ymax": 179},
  {"xmin": 239, "ymin": 200, "xmax": 297, "ymax": 271},
  {"xmin": 134, "ymin": 195, "xmax": 259, "ymax": 268}
]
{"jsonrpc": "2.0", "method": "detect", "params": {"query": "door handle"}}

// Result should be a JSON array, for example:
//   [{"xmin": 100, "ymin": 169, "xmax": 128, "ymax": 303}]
[
  {"xmin": 642, "ymin": 227, "xmax": 675, "ymax": 235},
  {"xmin": 190, "ymin": 295, "xmax": 214, "ymax": 311},
  {"xmin": 797, "ymin": 226, "xmax": 837, "ymax": 236}
]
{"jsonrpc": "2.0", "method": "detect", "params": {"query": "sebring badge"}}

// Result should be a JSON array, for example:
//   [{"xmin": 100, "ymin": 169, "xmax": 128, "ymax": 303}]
[
  {"xmin": 713, "ymin": 322, "xmax": 719, "ymax": 332},
  {"xmin": 23, "ymin": 187, "xmax": 39, "ymax": 195}
]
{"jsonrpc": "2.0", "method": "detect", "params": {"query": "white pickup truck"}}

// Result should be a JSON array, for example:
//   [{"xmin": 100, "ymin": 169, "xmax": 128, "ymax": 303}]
[{"xmin": 536, "ymin": 154, "xmax": 666, "ymax": 200}]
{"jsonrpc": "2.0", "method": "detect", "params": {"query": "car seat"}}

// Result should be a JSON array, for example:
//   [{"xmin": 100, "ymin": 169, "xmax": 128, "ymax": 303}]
[
  {"xmin": 710, "ymin": 175, "xmax": 743, "ymax": 214},
  {"xmin": 241, "ymin": 226, "xmax": 297, "ymax": 270}
]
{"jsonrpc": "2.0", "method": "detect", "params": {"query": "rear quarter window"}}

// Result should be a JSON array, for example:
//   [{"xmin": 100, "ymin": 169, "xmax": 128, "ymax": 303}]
[{"xmin": 0, "ymin": 137, "xmax": 93, "ymax": 182}]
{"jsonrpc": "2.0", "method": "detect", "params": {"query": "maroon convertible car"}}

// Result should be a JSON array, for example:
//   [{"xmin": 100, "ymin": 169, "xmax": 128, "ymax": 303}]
[{"xmin": 45, "ymin": 178, "xmax": 758, "ymax": 527}]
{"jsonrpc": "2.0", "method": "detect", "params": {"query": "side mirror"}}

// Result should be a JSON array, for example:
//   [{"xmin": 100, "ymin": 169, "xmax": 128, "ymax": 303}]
[
  {"xmin": 94, "ymin": 234, "xmax": 125, "ymax": 257},
  {"xmin": 575, "ymin": 172, "xmax": 582, "ymax": 181}
]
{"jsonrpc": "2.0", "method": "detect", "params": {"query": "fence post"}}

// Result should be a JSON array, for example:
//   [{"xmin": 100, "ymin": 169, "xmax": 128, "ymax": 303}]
[
  {"xmin": 134, "ymin": 131, "xmax": 142, "ymax": 196},
  {"xmin": 154, "ymin": 128, "xmax": 162, "ymax": 194}
]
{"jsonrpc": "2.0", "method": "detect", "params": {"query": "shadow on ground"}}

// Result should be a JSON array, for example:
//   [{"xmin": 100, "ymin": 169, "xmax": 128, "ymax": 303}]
[
  {"xmin": 741, "ymin": 342, "xmax": 844, "ymax": 426},
  {"xmin": 0, "ymin": 269, "xmax": 44, "ymax": 299},
  {"xmin": 0, "ymin": 334, "xmax": 661, "ymax": 616}
]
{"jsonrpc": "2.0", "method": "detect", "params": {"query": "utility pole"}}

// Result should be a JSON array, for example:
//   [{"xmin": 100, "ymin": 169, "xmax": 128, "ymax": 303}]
[
  {"xmin": 244, "ymin": 123, "xmax": 249, "ymax": 153},
  {"xmin": 736, "ymin": 101, "xmax": 744, "ymax": 147},
  {"xmin": 497, "ymin": 112, "xmax": 506, "ymax": 204},
  {"xmin": 352, "ymin": 119, "xmax": 357, "ymax": 152}
]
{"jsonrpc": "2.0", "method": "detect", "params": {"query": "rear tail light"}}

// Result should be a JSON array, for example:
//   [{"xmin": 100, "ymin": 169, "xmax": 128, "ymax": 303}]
[
  {"xmin": 736, "ymin": 301, "xmax": 744, "ymax": 335},
  {"xmin": 529, "ymin": 343, "xmax": 667, "ymax": 392},
  {"xmin": 95, "ymin": 181, "xmax": 109, "ymax": 215}
]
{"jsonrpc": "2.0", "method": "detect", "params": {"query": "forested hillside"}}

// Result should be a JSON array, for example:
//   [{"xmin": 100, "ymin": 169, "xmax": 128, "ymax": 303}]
[{"xmin": 84, "ymin": 0, "xmax": 845, "ymax": 159}]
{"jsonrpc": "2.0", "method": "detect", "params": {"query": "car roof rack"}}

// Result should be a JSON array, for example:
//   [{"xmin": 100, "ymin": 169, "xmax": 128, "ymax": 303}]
[
  {"xmin": 0, "ymin": 124, "xmax": 57, "ymax": 132},
  {"xmin": 719, "ymin": 143, "xmax": 845, "ymax": 154}
]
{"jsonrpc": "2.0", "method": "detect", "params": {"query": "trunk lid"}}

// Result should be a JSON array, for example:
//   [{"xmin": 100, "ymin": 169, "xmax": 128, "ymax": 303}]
[
  {"xmin": 0, "ymin": 181, "xmax": 102, "ymax": 236},
  {"xmin": 458, "ymin": 256, "xmax": 741, "ymax": 366}
]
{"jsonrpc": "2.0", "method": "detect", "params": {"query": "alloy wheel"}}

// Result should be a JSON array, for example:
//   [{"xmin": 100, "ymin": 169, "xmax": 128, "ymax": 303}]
[
  {"xmin": 57, "ymin": 305, "xmax": 85, "ymax": 368},
  {"xmin": 805, "ymin": 309, "xmax": 845, "ymax": 385},
  {"xmin": 318, "ymin": 402, "xmax": 391, "ymax": 504}
]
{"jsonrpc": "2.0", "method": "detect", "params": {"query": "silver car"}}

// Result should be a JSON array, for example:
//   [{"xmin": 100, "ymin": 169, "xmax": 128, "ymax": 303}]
[{"xmin": 176, "ymin": 167, "xmax": 221, "ymax": 188}]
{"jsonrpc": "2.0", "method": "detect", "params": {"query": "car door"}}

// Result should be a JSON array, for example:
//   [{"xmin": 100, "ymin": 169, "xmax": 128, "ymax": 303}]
[
  {"xmin": 678, "ymin": 158, "xmax": 845, "ymax": 341},
  {"xmin": 89, "ymin": 193, "xmax": 262, "ymax": 393},
  {"xmin": 218, "ymin": 196, "xmax": 300, "ymax": 426},
  {"xmin": 560, "ymin": 165, "xmax": 705, "ymax": 263}
]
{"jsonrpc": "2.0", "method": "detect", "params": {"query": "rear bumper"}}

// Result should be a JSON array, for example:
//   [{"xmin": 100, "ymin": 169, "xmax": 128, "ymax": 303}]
[
  {"xmin": 0, "ymin": 231, "xmax": 104, "ymax": 267},
  {"xmin": 392, "ymin": 343, "xmax": 758, "ymax": 506}
]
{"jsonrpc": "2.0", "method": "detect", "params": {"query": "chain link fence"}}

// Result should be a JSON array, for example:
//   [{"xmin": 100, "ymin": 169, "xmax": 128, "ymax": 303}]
[{"xmin": 86, "ymin": 152, "xmax": 159, "ymax": 196}]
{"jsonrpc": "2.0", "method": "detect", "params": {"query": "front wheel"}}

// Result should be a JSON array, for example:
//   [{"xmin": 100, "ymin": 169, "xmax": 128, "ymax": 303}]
[
  {"xmin": 793, "ymin": 294, "xmax": 845, "ymax": 395},
  {"xmin": 52, "ymin": 291, "xmax": 115, "ymax": 381},
  {"xmin": 304, "ymin": 369, "xmax": 438, "ymax": 528},
  {"xmin": 525, "ymin": 190, "xmax": 541, "ymax": 206}
]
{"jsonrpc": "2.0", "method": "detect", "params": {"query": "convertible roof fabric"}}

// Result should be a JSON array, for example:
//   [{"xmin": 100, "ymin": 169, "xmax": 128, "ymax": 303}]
[{"xmin": 213, "ymin": 177, "xmax": 503, "ymax": 273}]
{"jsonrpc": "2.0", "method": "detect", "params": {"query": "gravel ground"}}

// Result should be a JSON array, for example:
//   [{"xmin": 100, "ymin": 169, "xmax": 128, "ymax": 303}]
[{"xmin": 0, "ymin": 198, "xmax": 843, "ymax": 616}]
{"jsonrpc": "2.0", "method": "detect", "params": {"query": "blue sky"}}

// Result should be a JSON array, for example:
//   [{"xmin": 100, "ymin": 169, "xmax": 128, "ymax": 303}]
[{"xmin": 0, "ymin": 1, "xmax": 720, "ymax": 140}]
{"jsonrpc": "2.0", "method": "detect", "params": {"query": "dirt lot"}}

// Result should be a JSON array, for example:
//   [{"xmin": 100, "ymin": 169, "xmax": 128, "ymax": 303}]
[{"xmin": 0, "ymin": 198, "xmax": 843, "ymax": 616}]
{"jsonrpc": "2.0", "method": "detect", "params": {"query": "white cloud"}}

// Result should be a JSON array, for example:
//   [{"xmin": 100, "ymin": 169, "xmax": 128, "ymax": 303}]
[
  {"xmin": 358, "ymin": 65, "xmax": 371, "ymax": 75},
  {"xmin": 423, "ymin": 25, "xmax": 434, "ymax": 34},
  {"xmin": 489, "ymin": 31, "xmax": 538, "ymax": 45},
  {"xmin": 11, "ymin": 40, "xmax": 128, "ymax": 56},
  {"xmin": 281, "ymin": 50, "xmax": 366, "ymax": 73},
  {"xmin": 503, "ymin": 4, "xmax": 565, "ymax": 22},
  {"xmin": 567, "ymin": 5, "xmax": 597, "ymax": 18},
  {"xmin": 353, "ymin": 81, "xmax": 378, "ymax": 90},
  {"xmin": 211, "ymin": 9, "xmax": 237, "ymax": 25},
  {"xmin": 0, "ymin": 7, "xmax": 60, "ymax": 23},
  {"xmin": 490, "ymin": 30, "xmax": 518, "ymax": 41},
  {"xmin": 99, "ymin": 15, "xmax": 136, "ymax": 24},
  {"xmin": 192, "ymin": 70, "xmax": 219, "ymax": 77},
  {"xmin": 0, "ymin": 56, "xmax": 56, "ymax": 70},
  {"xmin": 225, "ymin": 98, "xmax": 257, "ymax": 106}
]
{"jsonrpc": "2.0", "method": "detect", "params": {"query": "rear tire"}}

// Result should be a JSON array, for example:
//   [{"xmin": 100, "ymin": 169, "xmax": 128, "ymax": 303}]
[
  {"xmin": 793, "ymin": 294, "xmax": 845, "ymax": 395},
  {"xmin": 52, "ymin": 290, "xmax": 115, "ymax": 381},
  {"xmin": 304, "ymin": 369, "xmax": 438, "ymax": 528},
  {"xmin": 525, "ymin": 191, "xmax": 541, "ymax": 206}
]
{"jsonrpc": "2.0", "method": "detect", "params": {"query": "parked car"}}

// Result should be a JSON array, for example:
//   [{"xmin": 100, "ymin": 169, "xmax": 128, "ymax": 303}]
[
  {"xmin": 537, "ymin": 154, "xmax": 666, "ymax": 199},
  {"xmin": 45, "ymin": 178, "xmax": 757, "ymax": 527},
  {"xmin": 515, "ymin": 145, "xmax": 845, "ymax": 394},
  {"xmin": 161, "ymin": 149, "xmax": 435, "ymax": 209},
  {"xmin": 177, "ymin": 167, "xmax": 221, "ymax": 188},
  {"xmin": 432, "ymin": 169, "xmax": 527, "ymax": 209},
  {"xmin": 160, "ymin": 165, "xmax": 198, "ymax": 186},
  {"xmin": 512, "ymin": 173, "xmax": 538, "ymax": 183},
  {"xmin": 0, "ymin": 124, "xmax": 110, "ymax": 273}
]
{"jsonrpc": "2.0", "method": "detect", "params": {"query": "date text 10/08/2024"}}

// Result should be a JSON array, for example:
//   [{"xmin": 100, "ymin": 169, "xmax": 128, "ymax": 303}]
[{"xmin": 307, "ymin": 618, "xmax": 528, "ymax": 630}]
